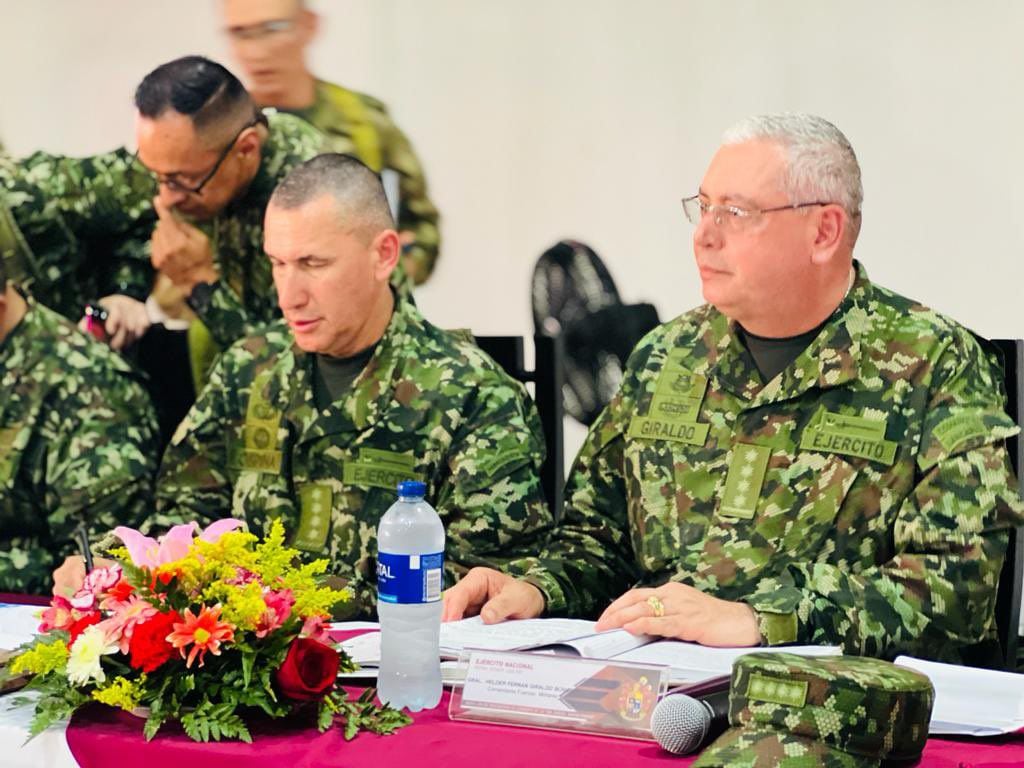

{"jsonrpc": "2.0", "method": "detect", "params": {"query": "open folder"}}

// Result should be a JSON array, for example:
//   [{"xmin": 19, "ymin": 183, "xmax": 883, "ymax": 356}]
[{"xmin": 339, "ymin": 617, "xmax": 840, "ymax": 686}]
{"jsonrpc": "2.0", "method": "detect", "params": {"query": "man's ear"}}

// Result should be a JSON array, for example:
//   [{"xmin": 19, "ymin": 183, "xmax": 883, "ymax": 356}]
[
  {"xmin": 809, "ymin": 205, "xmax": 846, "ymax": 266},
  {"xmin": 371, "ymin": 229, "xmax": 401, "ymax": 282},
  {"xmin": 235, "ymin": 123, "xmax": 263, "ymax": 160}
]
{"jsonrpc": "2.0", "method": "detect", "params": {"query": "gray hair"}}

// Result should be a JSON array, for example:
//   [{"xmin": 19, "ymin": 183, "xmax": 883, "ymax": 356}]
[
  {"xmin": 270, "ymin": 153, "xmax": 395, "ymax": 240},
  {"xmin": 723, "ymin": 113, "xmax": 862, "ymax": 239}
]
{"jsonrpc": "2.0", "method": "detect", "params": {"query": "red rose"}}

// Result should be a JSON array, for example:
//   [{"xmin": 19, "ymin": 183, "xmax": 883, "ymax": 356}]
[
  {"xmin": 67, "ymin": 612, "xmax": 102, "ymax": 644},
  {"xmin": 129, "ymin": 610, "xmax": 181, "ymax": 673},
  {"xmin": 275, "ymin": 637, "xmax": 339, "ymax": 701}
]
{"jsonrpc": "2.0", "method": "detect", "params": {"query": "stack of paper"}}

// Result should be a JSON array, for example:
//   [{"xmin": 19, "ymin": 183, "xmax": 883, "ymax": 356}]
[
  {"xmin": 337, "ymin": 617, "xmax": 838, "ymax": 686},
  {"xmin": 895, "ymin": 656, "xmax": 1024, "ymax": 736}
]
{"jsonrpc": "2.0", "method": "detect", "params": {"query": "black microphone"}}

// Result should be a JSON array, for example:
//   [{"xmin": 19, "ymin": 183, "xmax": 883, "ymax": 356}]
[{"xmin": 651, "ymin": 689, "xmax": 730, "ymax": 755}]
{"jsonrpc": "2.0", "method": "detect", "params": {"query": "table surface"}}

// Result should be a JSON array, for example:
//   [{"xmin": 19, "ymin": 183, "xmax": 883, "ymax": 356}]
[{"xmin": 3, "ymin": 598, "xmax": 1023, "ymax": 767}]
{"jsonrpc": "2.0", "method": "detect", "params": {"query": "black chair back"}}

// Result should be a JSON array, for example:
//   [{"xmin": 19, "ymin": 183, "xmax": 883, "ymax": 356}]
[
  {"xmin": 990, "ymin": 338, "xmax": 1024, "ymax": 671},
  {"xmin": 474, "ymin": 335, "xmax": 565, "ymax": 521}
]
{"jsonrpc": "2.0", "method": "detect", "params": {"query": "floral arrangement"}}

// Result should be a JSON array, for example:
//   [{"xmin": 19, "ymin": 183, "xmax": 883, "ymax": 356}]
[{"xmin": 8, "ymin": 519, "xmax": 409, "ymax": 742}]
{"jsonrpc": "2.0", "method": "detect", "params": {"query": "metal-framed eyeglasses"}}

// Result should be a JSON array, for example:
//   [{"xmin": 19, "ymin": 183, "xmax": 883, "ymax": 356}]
[
  {"xmin": 226, "ymin": 18, "xmax": 297, "ymax": 42},
  {"xmin": 681, "ymin": 195, "xmax": 832, "ymax": 231},
  {"xmin": 144, "ymin": 113, "xmax": 266, "ymax": 196}
]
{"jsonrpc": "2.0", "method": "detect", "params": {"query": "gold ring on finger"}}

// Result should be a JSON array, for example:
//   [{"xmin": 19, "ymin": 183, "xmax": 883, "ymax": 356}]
[{"xmin": 646, "ymin": 595, "xmax": 665, "ymax": 618}]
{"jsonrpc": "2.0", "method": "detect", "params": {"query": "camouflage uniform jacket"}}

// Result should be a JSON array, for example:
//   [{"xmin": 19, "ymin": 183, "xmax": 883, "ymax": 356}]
[
  {"xmin": 288, "ymin": 80, "xmax": 441, "ymax": 285},
  {"xmin": 157, "ymin": 295, "xmax": 553, "ymax": 616},
  {"xmin": 0, "ymin": 296, "xmax": 159, "ymax": 593},
  {"xmin": 518, "ymin": 262, "xmax": 1023, "ymax": 662},
  {"xmin": 0, "ymin": 149, "xmax": 156, "ymax": 320}
]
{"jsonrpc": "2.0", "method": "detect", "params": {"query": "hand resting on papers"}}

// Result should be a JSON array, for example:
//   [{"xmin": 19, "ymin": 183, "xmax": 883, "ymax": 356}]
[
  {"xmin": 443, "ymin": 568, "xmax": 760, "ymax": 647},
  {"xmin": 442, "ymin": 567, "xmax": 545, "ymax": 623},
  {"xmin": 595, "ymin": 583, "xmax": 760, "ymax": 647}
]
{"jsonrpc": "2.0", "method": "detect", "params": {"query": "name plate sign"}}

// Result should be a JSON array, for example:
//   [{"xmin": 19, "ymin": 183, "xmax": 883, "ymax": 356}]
[{"xmin": 448, "ymin": 649, "xmax": 669, "ymax": 740}]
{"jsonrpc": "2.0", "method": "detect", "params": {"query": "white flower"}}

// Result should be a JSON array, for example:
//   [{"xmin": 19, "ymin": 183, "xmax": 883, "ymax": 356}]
[{"xmin": 67, "ymin": 625, "xmax": 119, "ymax": 686}]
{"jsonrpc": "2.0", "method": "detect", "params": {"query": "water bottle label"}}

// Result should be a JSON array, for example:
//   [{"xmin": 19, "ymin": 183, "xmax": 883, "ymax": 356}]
[{"xmin": 377, "ymin": 551, "xmax": 444, "ymax": 604}]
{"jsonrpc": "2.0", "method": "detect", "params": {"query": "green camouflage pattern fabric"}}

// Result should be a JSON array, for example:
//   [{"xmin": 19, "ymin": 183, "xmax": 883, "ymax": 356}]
[
  {"xmin": 693, "ymin": 652, "xmax": 933, "ymax": 767},
  {"xmin": 157, "ymin": 295, "xmax": 552, "ymax": 617},
  {"xmin": 0, "ymin": 296, "xmax": 159, "ymax": 594},
  {"xmin": 0, "ymin": 148, "xmax": 156, "ymax": 320},
  {"xmin": 515, "ymin": 261, "xmax": 1024, "ymax": 662},
  {"xmin": 289, "ymin": 80, "xmax": 440, "ymax": 285}
]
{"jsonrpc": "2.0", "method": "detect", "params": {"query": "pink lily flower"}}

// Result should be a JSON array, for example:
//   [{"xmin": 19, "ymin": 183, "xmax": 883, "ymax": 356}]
[{"xmin": 113, "ymin": 520, "xmax": 245, "ymax": 569}]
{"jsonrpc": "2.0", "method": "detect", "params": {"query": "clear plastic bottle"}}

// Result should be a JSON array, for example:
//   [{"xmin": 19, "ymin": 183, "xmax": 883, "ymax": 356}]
[{"xmin": 376, "ymin": 480, "xmax": 445, "ymax": 711}]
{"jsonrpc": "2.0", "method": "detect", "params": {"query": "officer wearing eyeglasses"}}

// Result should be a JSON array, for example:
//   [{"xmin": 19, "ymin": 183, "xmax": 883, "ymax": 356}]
[
  {"xmin": 132, "ymin": 55, "xmax": 326, "ymax": 356},
  {"xmin": 445, "ymin": 113, "xmax": 1024, "ymax": 665},
  {"xmin": 219, "ymin": 0, "xmax": 441, "ymax": 286}
]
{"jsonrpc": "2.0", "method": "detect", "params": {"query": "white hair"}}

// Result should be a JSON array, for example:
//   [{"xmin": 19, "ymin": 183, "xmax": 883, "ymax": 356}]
[{"xmin": 723, "ymin": 113, "xmax": 863, "ymax": 238}]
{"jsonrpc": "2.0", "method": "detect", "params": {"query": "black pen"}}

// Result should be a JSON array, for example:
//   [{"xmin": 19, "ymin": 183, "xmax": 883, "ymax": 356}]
[{"xmin": 75, "ymin": 521, "xmax": 94, "ymax": 573}]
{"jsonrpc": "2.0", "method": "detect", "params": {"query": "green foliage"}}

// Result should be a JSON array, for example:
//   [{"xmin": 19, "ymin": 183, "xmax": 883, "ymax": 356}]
[{"xmin": 320, "ymin": 687, "xmax": 412, "ymax": 740}]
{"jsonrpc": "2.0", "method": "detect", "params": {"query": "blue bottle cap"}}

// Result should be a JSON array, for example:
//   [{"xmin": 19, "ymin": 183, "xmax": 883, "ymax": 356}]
[{"xmin": 397, "ymin": 480, "xmax": 427, "ymax": 498}]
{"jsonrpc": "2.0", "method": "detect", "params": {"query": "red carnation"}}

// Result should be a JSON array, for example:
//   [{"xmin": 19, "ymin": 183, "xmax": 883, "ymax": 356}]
[
  {"xmin": 129, "ymin": 610, "xmax": 181, "ymax": 673},
  {"xmin": 67, "ymin": 612, "xmax": 102, "ymax": 644},
  {"xmin": 107, "ymin": 578, "xmax": 135, "ymax": 602},
  {"xmin": 275, "ymin": 637, "xmax": 339, "ymax": 701}
]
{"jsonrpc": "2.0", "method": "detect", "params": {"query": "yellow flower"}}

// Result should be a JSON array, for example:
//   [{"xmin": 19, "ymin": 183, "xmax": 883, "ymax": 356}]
[
  {"xmin": 10, "ymin": 640, "xmax": 69, "ymax": 676},
  {"xmin": 206, "ymin": 580, "xmax": 267, "ymax": 630},
  {"xmin": 92, "ymin": 675, "xmax": 146, "ymax": 711}
]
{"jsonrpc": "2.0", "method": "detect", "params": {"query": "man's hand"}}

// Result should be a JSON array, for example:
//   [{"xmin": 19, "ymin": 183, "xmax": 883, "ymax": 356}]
[
  {"xmin": 151, "ymin": 197, "xmax": 218, "ymax": 292},
  {"xmin": 52, "ymin": 555, "xmax": 115, "ymax": 598},
  {"xmin": 442, "ymin": 567, "xmax": 545, "ymax": 624},
  {"xmin": 78, "ymin": 294, "xmax": 151, "ymax": 350},
  {"xmin": 595, "ymin": 582, "xmax": 761, "ymax": 647}
]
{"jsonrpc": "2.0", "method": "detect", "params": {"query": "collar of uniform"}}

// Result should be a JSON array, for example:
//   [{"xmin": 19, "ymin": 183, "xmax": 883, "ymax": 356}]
[
  {"xmin": 228, "ymin": 111, "xmax": 291, "ymax": 216},
  {"xmin": 711, "ymin": 260, "xmax": 870, "ymax": 405},
  {"xmin": 283, "ymin": 292, "xmax": 419, "ymax": 444},
  {"xmin": 294, "ymin": 80, "xmax": 343, "ymax": 136}
]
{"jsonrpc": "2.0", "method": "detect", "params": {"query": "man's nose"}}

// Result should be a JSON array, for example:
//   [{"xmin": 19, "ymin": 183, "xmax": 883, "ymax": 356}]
[
  {"xmin": 157, "ymin": 183, "xmax": 189, "ymax": 211},
  {"xmin": 274, "ymin": 267, "xmax": 307, "ymax": 310},
  {"xmin": 693, "ymin": 209, "xmax": 723, "ymax": 250}
]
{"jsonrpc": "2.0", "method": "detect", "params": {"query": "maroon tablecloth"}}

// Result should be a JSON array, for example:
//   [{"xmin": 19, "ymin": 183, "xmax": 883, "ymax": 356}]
[
  {"xmin": 0, "ymin": 606, "xmax": 1009, "ymax": 768},
  {"xmin": 63, "ymin": 689, "xmax": 1024, "ymax": 768}
]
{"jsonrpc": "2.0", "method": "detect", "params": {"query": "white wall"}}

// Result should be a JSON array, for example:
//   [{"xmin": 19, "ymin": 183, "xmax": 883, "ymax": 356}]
[{"xmin": 2, "ymin": 0, "xmax": 1022, "ymax": 342}]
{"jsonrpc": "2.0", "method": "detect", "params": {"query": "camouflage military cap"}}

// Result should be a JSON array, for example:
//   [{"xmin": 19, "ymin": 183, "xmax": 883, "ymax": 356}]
[{"xmin": 693, "ymin": 652, "xmax": 934, "ymax": 767}]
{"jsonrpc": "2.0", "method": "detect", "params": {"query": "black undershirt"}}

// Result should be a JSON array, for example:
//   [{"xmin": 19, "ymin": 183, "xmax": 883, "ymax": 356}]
[
  {"xmin": 313, "ymin": 343, "xmax": 378, "ymax": 409},
  {"xmin": 737, "ymin": 318, "xmax": 829, "ymax": 383}
]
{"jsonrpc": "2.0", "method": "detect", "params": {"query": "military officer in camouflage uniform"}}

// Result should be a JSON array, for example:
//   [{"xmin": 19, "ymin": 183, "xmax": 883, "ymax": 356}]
[
  {"xmin": 220, "ymin": 0, "xmax": 441, "ymax": 285},
  {"xmin": 157, "ymin": 154, "xmax": 550, "ymax": 617},
  {"xmin": 445, "ymin": 114, "xmax": 1023, "ymax": 663},
  {"xmin": 0, "ymin": 56, "xmax": 327, "ymax": 356},
  {"xmin": 134, "ymin": 55, "xmax": 332, "ymax": 352},
  {"xmin": 0, "ymin": 147, "xmax": 156, "ymax": 347},
  {"xmin": 0, "ymin": 256, "xmax": 159, "ymax": 594}
]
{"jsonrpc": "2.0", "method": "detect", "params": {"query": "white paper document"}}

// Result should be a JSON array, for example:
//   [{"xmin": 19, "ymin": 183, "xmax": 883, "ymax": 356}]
[
  {"xmin": 895, "ymin": 656, "xmax": 1024, "ymax": 736},
  {"xmin": 0, "ymin": 604, "xmax": 42, "ymax": 651},
  {"xmin": 616, "ymin": 640, "xmax": 841, "ymax": 684},
  {"xmin": 438, "ymin": 617, "xmax": 840, "ymax": 685}
]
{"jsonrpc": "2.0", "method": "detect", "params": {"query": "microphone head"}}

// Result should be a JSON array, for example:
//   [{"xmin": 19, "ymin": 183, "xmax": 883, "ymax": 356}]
[{"xmin": 651, "ymin": 693, "xmax": 712, "ymax": 756}]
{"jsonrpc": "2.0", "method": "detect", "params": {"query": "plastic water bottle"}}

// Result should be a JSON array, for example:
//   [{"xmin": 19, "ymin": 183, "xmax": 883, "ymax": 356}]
[{"xmin": 376, "ymin": 480, "xmax": 445, "ymax": 711}]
